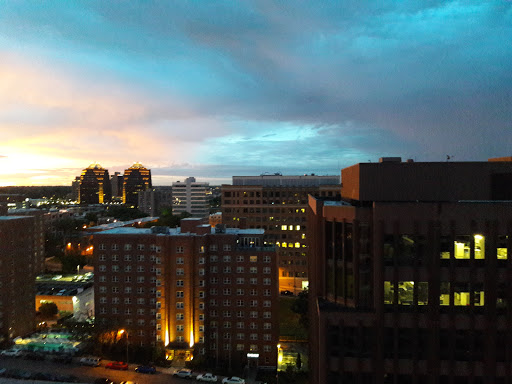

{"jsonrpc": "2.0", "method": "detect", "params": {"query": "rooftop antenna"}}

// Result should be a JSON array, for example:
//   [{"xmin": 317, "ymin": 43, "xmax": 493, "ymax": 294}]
[{"xmin": 446, "ymin": 155, "xmax": 454, "ymax": 162}]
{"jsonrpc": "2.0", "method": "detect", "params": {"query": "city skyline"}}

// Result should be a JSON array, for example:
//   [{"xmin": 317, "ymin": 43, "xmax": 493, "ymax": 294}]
[{"xmin": 1, "ymin": 1, "xmax": 511, "ymax": 186}]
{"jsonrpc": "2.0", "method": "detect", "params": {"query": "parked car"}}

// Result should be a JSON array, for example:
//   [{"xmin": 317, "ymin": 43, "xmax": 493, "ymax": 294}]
[
  {"xmin": 51, "ymin": 354, "xmax": 73, "ymax": 364},
  {"xmin": 94, "ymin": 379, "xmax": 115, "ymax": 384},
  {"xmin": 222, "ymin": 377, "xmax": 246, "ymax": 384},
  {"xmin": 196, "ymin": 372, "xmax": 218, "ymax": 382},
  {"xmin": 106, "ymin": 361, "xmax": 129, "ymax": 370},
  {"xmin": 135, "ymin": 365, "xmax": 157, "ymax": 374},
  {"xmin": 79, "ymin": 356, "xmax": 101, "ymax": 366},
  {"xmin": 0, "ymin": 349, "xmax": 23, "ymax": 357},
  {"xmin": 173, "ymin": 368, "xmax": 193, "ymax": 378},
  {"xmin": 280, "ymin": 290, "xmax": 294, "ymax": 296}
]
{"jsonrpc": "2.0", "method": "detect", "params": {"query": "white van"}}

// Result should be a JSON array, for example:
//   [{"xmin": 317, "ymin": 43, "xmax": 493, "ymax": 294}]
[{"xmin": 79, "ymin": 356, "xmax": 101, "ymax": 366}]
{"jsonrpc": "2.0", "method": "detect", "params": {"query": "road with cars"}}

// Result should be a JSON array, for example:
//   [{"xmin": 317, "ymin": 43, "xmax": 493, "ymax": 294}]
[{"xmin": 0, "ymin": 355, "xmax": 199, "ymax": 384}]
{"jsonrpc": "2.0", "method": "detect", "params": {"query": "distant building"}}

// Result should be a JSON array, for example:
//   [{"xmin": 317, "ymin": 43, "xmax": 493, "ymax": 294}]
[
  {"xmin": 0, "ymin": 215, "xmax": 38, "ymax": 340},
  {"xmin": 36, "ymin": 274, "xmax": 94, "ymax": 321},
  {"xmin": 79, "ymin": 163, "xmax": 112, "ymax": 204},
  {"xmin": 71, "ymin": 176, "xmax": 81, "ymax": 202},
  {"xmin": 308, "ymin": 157, "xmax": 512, "ymax": 384},
  {"xmin": 9, "ymin": 208, "xmax": 46, "ymax": 275},
  {"xmin": 123, "ymin": 163, "xmax": 152, "ymax": 207},
  {"xmin": 222, "ymin": 174, "xmax": 340, "ymax": 292},
  {"xmin": 93, "ymin": 219, "xmax": 278, "ymax": 369},
  {"xmin": 138, "ymin": 186, "xmax": 173, "ymax": 216},
  {"xmin": 110, "ymin": 172, "xmax": 123, "ymax": 200},
  {"xmin": 209, "ymin": 212, "xmax": 222, "ymax": 227},
  {"xmin": 172, "ymin": 177, "xmax": 210, "ymax": 217}
]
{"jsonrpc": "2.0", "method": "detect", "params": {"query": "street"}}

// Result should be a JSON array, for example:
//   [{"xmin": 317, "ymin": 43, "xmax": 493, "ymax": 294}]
[{"xmin": 0, "ymin": 356, "xmax": 190, "ymax": 384}]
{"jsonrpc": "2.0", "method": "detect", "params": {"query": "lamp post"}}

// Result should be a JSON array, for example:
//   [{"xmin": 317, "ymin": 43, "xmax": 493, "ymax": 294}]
[{"xmin": 118, "ymin": 329, "xmax": 129, "ymax": 364}]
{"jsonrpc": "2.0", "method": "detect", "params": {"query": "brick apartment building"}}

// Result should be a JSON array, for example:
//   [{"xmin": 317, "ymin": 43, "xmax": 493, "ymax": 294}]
[
  {"xmin": 221, "ymin": 174, "xmax": 340, "ymax": 292},
  {"xmin": 92, "ymin": 218, "xmax": 278, "ymax": 369},
  {"xmin": 0, "ymin": 214, "xmax": 38, "ymax": 341},
  {"xmin": 308, "ymin": 157, "xmax": 512, "ymax": 384}
]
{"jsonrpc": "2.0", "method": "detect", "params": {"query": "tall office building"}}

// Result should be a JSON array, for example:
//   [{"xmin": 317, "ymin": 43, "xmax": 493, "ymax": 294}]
[
  {"xmin": 222, "ymin": 174, "xmax": 340, "ymax": 292},
  {"xmin": 0, "ymin": 215, "xmax": 37, "ymax": 341},
  {"xmin": 123, "ymin": 163, "xmax": 152, "ymax": 207},
  {"xmin": 138, "ymin": 187, "xmax": 173, "ymax": 216},
  {"xmin": 79, "ymin": 163, "xmax": 112, "ymax": 204},
  {"xmin": 92, "ymin": 219, "xmax": 278, "ymax": 369},
  {"xmin": 110, "ymin": 172, "xmax": 123, "ymax": 200},
  {"xmin": 308, "ymin": 157, "xmax": 512, "ymax": 384},
  {"xmin": 172, "ymin": 177, "xmax": 210, "ymax": 217}
]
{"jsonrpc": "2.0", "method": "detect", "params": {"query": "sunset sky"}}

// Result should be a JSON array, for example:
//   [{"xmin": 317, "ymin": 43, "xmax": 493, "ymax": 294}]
[{"xmin": 0, "ymin": 1, "xmax": 511, "ymax": 186}]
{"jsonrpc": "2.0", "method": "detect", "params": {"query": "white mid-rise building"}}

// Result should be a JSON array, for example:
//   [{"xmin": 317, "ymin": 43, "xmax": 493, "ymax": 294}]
[{"xmin": 172, "ymin": 177, "xmax": 210, "ymax": 217}]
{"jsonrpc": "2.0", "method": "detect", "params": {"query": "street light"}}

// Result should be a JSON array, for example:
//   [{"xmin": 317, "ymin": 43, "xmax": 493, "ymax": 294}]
[
  {"xmin": 276, "ymin": 344, "xmax": 281, "ymax": 384},
  {"xmin": 118, "ymin": 329, "xmax": 129, "ymax": 364}
]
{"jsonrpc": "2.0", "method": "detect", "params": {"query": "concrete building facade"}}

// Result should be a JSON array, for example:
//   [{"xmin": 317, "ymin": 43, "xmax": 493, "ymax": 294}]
[
  {"xmin": 138, "ymin": 187, "xmax": 173, "ymax": 216},
  {"xmin": 172, "ymin": 177, "xmax": 210, "ymax": 218},
  {"xmin": 308, "ymin": 158, "xmax": 512, "ymax": 384},
  {"xmin": 222, "ymin": 174, "xmax": 340, "ymax": 292}
]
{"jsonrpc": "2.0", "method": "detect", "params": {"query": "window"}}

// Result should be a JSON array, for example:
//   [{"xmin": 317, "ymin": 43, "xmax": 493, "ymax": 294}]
[
  {"xmin": 111, "ymin": 276, "xmax": 119, "ymax": 283},
  {"xmin": 112, "ymin": 244, "xmax": 119, "ymax": 250},
  {"xmin": 250, "ymin": 300, "xmax": 258, "ymax": 307},
  {"xmin": 137, "ymin": 308, "xmax": 145, "ymax": 315},
  {"xmin": 223, "ymin": 299, "xmax": 231, "ymax": 306},
  {"xmin": 210, "ymin": 255, "xmax": 218, "ymax": 262},
  {"xmin": 250, "ymin": 289, "xmax": 258, "ymax": 296},
  {"xmin": 237, "ymin": 322, "xmax": 244, "ymax": 329},
  {"xmin": 236, "ymin": 278, "xmax": 245, "ymax": 284},
  {"xmin": 237, "ymin": 333, "xmax": 245, "ymax": 340},
  {"xmin": 124, "ymin": 254, "xmax": 132, "ymax": 261},
  {"xmin": 176, "ymin": 302, "xmax": 184, "ymax": 309},
  {"xmin": 263, "ymin": 311, "xmax": 271, "ymax": 318},
  {"xmin": 236, "ymin": 311, "xmax": 244, "ymax": 318},
  {"xmin": 250, "ymin": 267, "xmax": 258, "ymax": 274},
  {"xmin": 199, "ymin": 314, "xmax": 204, "ymax": 321},
  {"xmin": 99, "ymin": 276, "xmax": 106, "ymax": 282},
  {"xmin": 223, "ymin": 245, "xmax": 231, "ymax": 252},
  {"xmin": 199, "ymin": 268, "xmax": 205, "ymax": 276},
  {"xmin": 137, "ymin": 255, "xmax": 145, "ymax": 262},
  {"xmin": 199, "ymin": 245, "xmax": 205, "ymax": 253},
  {"xmin": 137, "ymin": 244, "xmax": 145, "ymax": 250},
  {"xmin": 250, "ymin": 333, "xmax": 258, "ymax": 340},
  {"xmin": 237, "ymin": 266, "xmax": 244, "ymax": 273},
  {"xmin": 211, "ymin": 277, "xmax": 219, "ymax": 284},
  {"xmin": 199, "ymin": 302, "xmax": 205, "ymax": 310},
  {"xmin": 112, "ymin": 254, "xmax": 119, "ymax": 261},
  {"xmin": 176, "ymin": 257, "xmax": 184, "ymax": 264},
  {"xmin": 223, "ymin": 277, "xmax": 231, "ymax": 284},
  {"xmin": 99, "ymin": 244, "xmax": 106, "ymax": 250},
  {"xmin": 223, "ymin": 288, "xmax": 232, "ymax": 295},
  {"xmin": 176, "ymin": 325, "xmax": 184, "ymax": 332},
  {"xmin": 177, "ymin": 280, "xmax": 184, "ymax": 287},
  {"xmin": 224, "ymin": 321, "xmax": 231, "ymax": 328},
  {"xmin": 199, "ymin": 280, "xmax": 205, "ymax": 287},
  {"xmin": 237, "ymin": 289, "xmax": 244, "ymax": 295},
  {"xmin": 263, "ymin": 289, "xmax": 271, "ymax": 296},
  {"xmin": 137, "ymin": 276, "xmax": 145, "ymax": 283},
  {"xmin": 263, "ymin": 300, "xmax": 271, "ymax": 307},
  {"xmin": 99, "ymin": 254, "xmax": 106, "ymax": 261},
  {"xmin": 263, "ymin": 322, "xmax": 271, "ymax": 330},
  {"xmin": 236, "ymin": 256, "xmax": 244, "ymax": 262},
  {"xmin": 250, "ymin": 278, "xmax": 258, "ymax": 285},
  {"xmin": 237, "ymin": 344, "xmax": 244, "ymax": 351},
  {"xmin": 199, "ymin": 291, "xmax": 205, "ymax": 298},
  {"xmin": 210, "ymin": 245, "xmax": 218, "ymax": 251},
  {"xmin": 250, "ymin": 322, "xmax": 257, "ymax": 329},
  {"xmin": 250, "ymin": 255, "xmax": 258, "ymax": 262},
  {"xmin": 263, "ymin": 267, "xmax": 271, "ymax": 274},
  {"xmin": 124, "ymin": 287, "xmax": 132, "ymax": 294},
  {"xmin": 124, "ymin": 265, "xmax": 132, "ymax": 272},
  {"xmin": 250, "ymin": 311, "xmax": 258, "ymax": 318},
  {"xmin": 223, "ymin": 255, "xmax": 231, "ymax": 262},
  {"xmin": 99, "ymin": 297, "xmax": 107, "ymax": 304},
  {"xmin": 263, "ymin": 278, "xmax": 271, "ymax": 285},
  {"xmin": 223, "ymin": 267, "xmax": 232, "ymax": 273},
  {"xmin": 125, "ymin": 297, "xmax": 132, "ymax": 304},
  {"xmin": 176, "ymin": 291, "xmax": 184, "ymax": 298},
  {"xmin": 210, "ymin": 266, "xmax": 218, "ymax": 273},
  {"xmin": 176, "ymin": 313, "xmax": 184, "ymax": 320},
  {"xmin": 199, "ymin": 257, "xmax": 205, "ymax": 264},
  {"xmin": 112, "ymin": 287, "xmax": 119, "ymax": 293},
  {"xmin": 176, "ymin": 268, "xmax": 184, "ymax": 276},
  {"xmin": 137, "ymin": 266, "xmax": 144, "ymax": 273},
  {"xmin": 99, "ymin": 265, "xmax": 106, "ymax": 272}
]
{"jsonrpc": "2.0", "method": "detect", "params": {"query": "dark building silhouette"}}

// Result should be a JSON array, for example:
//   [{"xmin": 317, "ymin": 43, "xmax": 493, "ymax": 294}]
[
  {"xmin": 122, "ymin": 163, "xmax": 152, "ymax": 207},
  {"xmin": 308, "ymin": 157, "xmax": 512, "ymax": 384},
  {"xmin": 0, "ymin": 215, "xmax": 38, "ymax": 341},
  {"xmin": 110, "ymin": 172, "xmax": 123, "ymax": 199},
  {"xmin": 79, "ymin": 163, "xmax": 111, "ymax": 204}
]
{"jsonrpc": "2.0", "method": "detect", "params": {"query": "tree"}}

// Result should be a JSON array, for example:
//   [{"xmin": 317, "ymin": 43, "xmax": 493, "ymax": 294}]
[
  {"xmin": 290, "ymin": 289, "xmax": 309, "ymax": 329},
  {"xmin": 296, "ymin": 353, "xmax": 302, "ymax": 370},
  {"xmin": 39, "ymin": 302, "xmax": 58, "ymax": 317}
]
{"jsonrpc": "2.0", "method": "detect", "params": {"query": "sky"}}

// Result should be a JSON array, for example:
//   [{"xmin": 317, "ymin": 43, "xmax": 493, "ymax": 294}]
[{"xmin": 0, "ymin": 1, "xmax": 511, "ymax": 186}]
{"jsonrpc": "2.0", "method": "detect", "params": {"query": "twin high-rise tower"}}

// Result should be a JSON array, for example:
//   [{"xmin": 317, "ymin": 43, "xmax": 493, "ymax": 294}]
[{"xmin": 77, "ymin": 162, "xmax": 152, "ymax": 206}]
